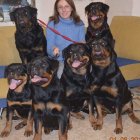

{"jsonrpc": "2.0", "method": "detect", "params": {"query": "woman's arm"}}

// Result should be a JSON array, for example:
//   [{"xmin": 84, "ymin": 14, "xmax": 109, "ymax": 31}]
[
  {"xmin": 46, "ymin": 21, "xmax": 56, "ymax": 57},
  {"xmin": 78, "ymin": 22, "xmax": 86, "ymax": 43}
]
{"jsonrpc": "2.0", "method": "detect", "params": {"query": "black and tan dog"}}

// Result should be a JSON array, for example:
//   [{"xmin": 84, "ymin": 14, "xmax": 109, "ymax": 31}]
[
  {"xmin": 10, "ymin": 6, "xmax": 47, "ymax": 64},
  {"xmin": 88, "ymin": 38, "xmax": 140, "ymax": 134},
  {"xmin": 61, "ymin": 43, "xmax": 91, "ymax": 119},
  {"xmin": 28, "ymin": 56, "xmax": 69, "ymax": 140},
  {"xmin": 85, "ymin": 2, "xmax": 114, "ymax": 48},
  {"xmin": 0, "ymin": 63, "xmax": 33, "ymax": 137}
]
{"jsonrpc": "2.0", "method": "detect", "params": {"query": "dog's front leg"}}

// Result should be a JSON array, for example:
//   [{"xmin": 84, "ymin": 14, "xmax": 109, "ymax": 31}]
[
  {"xmin": 0, "ymin": 106, "xmax": 14, "ymax": 137},
  {"xmin": 88, "ymin": 97, "xmax": 97, "ymax": 128},
  {"xmin": 114, "ymin": 101, "xmax": 123, "ymax": 134},
  {"xmin": 93, "ymin": 96, "xmax": 103, "ymax": 130},
  {"xmin": 33, "ymin": 106, "xmax": 43, "ymax": 140},
  {"xmin": 24, "ymin": 110, "xmax": 33, "ymax": 137}
]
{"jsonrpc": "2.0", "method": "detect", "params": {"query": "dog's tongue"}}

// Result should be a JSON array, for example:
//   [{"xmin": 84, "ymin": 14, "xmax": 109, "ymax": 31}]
[
  {"xmin": 72, "ymin": 60, "xmax": 82, "ymax": 68},
  {"xmin": 31, "ymin": 75, "xmax": 48, "ymax": 83},
  {"xmin": 91, "ymin": 16, "xmax": 98, "ymax": 21},
  {"xmin": 95, "ymin": 51, "xmax": 102, "ymax": 55},
  {"xmin": 9, "ymin": 79, "xmax": 21, "ymax": 90}
]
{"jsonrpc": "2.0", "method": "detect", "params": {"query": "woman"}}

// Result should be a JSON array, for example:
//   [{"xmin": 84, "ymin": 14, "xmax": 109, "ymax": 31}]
[{"xmin": 46, "ymin": 0, "xmax": 85, "ymax": 78}]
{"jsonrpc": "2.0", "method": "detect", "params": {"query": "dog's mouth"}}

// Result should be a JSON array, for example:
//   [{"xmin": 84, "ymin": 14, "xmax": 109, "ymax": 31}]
[
  {"xmin": 31, "ymin": 75, "xmax": 49, "ymax": 85},
  {"xmin": 9, "ymin": 79, "xmax": 22, "ymax": 90},
  {"xmin": 90, "ymin": 15, "xmax": 102, "ymax": 22},
  {"xmin": 68, "ymin": 56, "xmax": 89, "ymax": 69},
  {"xmin": 93, "ymin": 50, "xmax": 107, "ymax": 60}
]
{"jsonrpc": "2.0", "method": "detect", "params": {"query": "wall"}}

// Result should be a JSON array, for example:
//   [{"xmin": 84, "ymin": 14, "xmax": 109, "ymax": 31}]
[
  {"xmin": 36, "ymin": 0, "xmax": 140, "ymax": 27},
  {"xmin": 1, "ymin": 0, "xmax": 140, "ymax": 27}
]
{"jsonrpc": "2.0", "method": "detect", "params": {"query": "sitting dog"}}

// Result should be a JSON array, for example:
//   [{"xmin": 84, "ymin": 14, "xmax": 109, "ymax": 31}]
[
  {"xmin": 85, "ymin": 2, "xmax": 115, "ymax": 48},
  {"xmin": 61, "ymin": 43, "xmax": 90, "ymax": 119},
  {"xmin": 0, "ymin": 63, "xmax": 33, "ymax": 137},
  {"xmin": 88, "ymin": 38, "xmax": 140, "ymax": 134},
  {"xmin": 10, "ymin": 5, "xmax": 47, "ymax": 64},
  {"xmin": 28, "ymin": 56, "xmax": 69, "ymax": 140}
]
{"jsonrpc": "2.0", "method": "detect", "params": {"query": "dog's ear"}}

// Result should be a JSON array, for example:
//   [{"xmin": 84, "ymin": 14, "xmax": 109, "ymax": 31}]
[
  {"xmin": 10, "ymin": 11, "xmax": 15, "ymax": 21},
  {"xmin": 62, "ymin": 44, "xmax": 71, "ymax": 60},
  {"xmin": 30, "ymin": 7, "xmax": 37, "ymax": 19},
  {"xmin": 47, "ymin": 57, "xmax": 59, "ymax": 72},
  {"xmin": 102, "ymin": 3, "xmax": 109, "ymax": 13},
  {"xmin": 85, "ymin": 3, "xmax": 92, "ymax": 15},
  {"xmin": 4, "ymin": 65, "xmax": 9, "ymax": 78}
]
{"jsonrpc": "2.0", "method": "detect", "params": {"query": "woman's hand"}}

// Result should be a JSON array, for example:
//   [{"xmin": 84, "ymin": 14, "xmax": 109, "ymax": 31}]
[{"xmin": 53, "ymin": 47, "xmax": 60, "ymax": 57}]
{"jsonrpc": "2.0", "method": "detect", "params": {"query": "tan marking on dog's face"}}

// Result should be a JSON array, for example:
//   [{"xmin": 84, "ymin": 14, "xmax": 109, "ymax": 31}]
[
  {"xmin": 93, "ymin": 57, "xmax": 111, "ymax": 68},
  {"xmin": 41, "ymin": 72, "xmax": 53, "ymax": 88},
  {"xmin": 46, "ymin": 102, "xmax": 62, "ymax": 112},
  {"xmin": 67, "ymin": 56, "xmax": 90, "ymax": 75},
  {"xmin": 90, "ymin": 13, "xmax": 105, "ymax": 29},
  {"xmin": 101, "ymin": 86, "xmax": 118, "ymax": 97},
  {"xmin": 33, "ymin": 103, "xmax": 45, "ymax": 111}
]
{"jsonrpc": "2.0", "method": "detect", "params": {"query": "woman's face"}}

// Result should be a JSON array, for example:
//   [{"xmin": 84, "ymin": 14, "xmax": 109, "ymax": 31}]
[{"xmin": 57, "ymin": 0, "xmax": 72, "ymax": 19}]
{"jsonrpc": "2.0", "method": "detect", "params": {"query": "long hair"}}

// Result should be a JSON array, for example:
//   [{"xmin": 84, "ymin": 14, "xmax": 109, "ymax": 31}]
[{"xmin": 49, "ymin": 0, "xmax": 81, "ymax": 24}]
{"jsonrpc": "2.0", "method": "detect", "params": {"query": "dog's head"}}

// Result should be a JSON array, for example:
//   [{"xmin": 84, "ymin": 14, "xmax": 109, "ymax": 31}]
[
  {"xmin": 10, "ymin": 6, "xmax": 37, "ymax": 33},
  {"xmin": 62, "ymin": 43, "xmax": 90, "ymax": 75},
  {"xmin": 85, "ymin": 2, "xmax": 109, "ymax": 29},
  {"xmin": 88, "ymin": 38, "xmax": 117, "ymax": 68},
  {"xmin": 28, "ymin": 56, "xmax": 59, "ymax": 87},
  {"xmin": 5, "ymin": 63, "xmax": 27, "ymax": 90}
]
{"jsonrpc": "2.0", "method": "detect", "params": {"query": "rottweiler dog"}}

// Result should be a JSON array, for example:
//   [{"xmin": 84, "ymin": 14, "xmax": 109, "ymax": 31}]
[
  {"xmin": 0, "ymin": 63, "xmax": 33, "ymax": 137},
  {"xmin": 85, "ymin": 2, "xmax": 115, "ymax": 48},
  {"xmin": 28, "ymin": 56, "xmax": 69, "ymax": 140},
  {"xmin": 10, "ymin": 6, "xmax": 47, "ymax": 64},
  {"xmin": 61, "ymin": 43, "xmax": 91, "ymax": 119},
  {"xmin": 88, "ymin": 38, "xmax": 140, "ymax": 134}
]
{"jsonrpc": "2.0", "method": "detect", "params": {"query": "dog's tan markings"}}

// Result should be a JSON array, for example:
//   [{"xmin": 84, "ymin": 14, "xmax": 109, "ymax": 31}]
[
  {"xmin": 88, "ymin": 100, "xmax": 97, "ymax": 127},
  {"xmin": 114, "ymin": 108, "xmax": 123, "ymax": 134},
  {"xmin": 33, "ymin": 121, "xmax": 42, "ymax": 140},
  {"xmin": 93, "ymin": 57, "xmax": 111, "ymax": 68},
  {"xmin": 67, "ymin": 56, "xmax": 90, "ymax": 75},
  {"xmin": 41, "ymin": 72, "xmax": 53, "ymax": 87},
  {"xmin": 46, "ymin": 102, "xmax": 62, "ymax": 112},
  {"xmin": 70, "ymin": 112, "xmax": 85, "ymax": 120},
  {"xmin": 91, "ymin": 12, "xmax": 105, "ymax": 29},
  {"xmin": 58, "ymin": 129, "xmax": 68, "ymax": 140},
  {"xmin": 24, "ymin": 111, "xmax": 33, "ymax": 137},
  {"xmin": 101, "ymin": 86, "xmax": 118, "ymax": 97},
  {"xmin": 0, "ymin": 112, "xmax": 13, "ymax": 137},
  {"xmin": 8, "ymin": 100, "xmax": 32, "ymax": 107},
  {"xmin": 33, "ymin": 103, "xmax": 45, "ymax": 111},
  {"xmin": 94, "ymin": 97, "xmax": 103, "ymax": 130}
]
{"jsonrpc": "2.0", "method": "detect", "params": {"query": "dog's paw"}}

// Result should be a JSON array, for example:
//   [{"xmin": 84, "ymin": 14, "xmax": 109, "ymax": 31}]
[
  {"xmin": 0, "ymin": 128, "xmax": 11, "ymax": 137},
  {"xmin": 92, "ymin": 123, "xmax": 103, "ymax": 130},
  {"xmin": 114, "ymin": 128, "xmax": 123, "ymax": 134},
  {"xmin": 44, "ymin": 128, "xmax": 52, "ymax": 135},
  {"xmin": 24, "ymin": 129, "xmax": 33, "ymax": 137},
  {"xmin": 70, "ymin": 112, "xmax": 85, "ymax": 120},
  {"xmin": 15, "ymin": 121, "xmax": 27, "ymax": 130}
]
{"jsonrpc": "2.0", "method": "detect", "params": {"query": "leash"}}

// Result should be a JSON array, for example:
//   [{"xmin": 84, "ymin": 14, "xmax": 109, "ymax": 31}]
[{"xmin": 38, "ymin": 19, "xmax": 79, "ymax": 44}]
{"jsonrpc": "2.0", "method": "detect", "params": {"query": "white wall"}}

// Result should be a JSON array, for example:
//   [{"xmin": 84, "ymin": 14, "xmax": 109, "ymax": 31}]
[
  {"xmin": 36, "ymin": 0, "xmax": 140, "ymax": 26},
  {"xmin": 1, "ymin": 0, "xmax": 140, "ymax": 26}
]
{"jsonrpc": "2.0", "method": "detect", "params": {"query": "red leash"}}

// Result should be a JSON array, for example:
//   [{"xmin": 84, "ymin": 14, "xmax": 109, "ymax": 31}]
[{"xmin": 38, "ymin": 19, "xmax": 79, "ymax": 44}]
